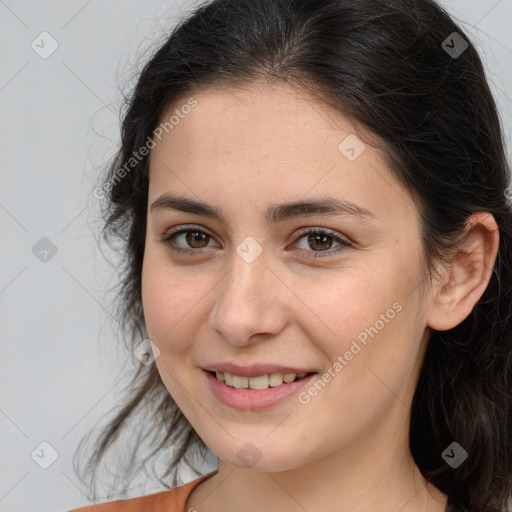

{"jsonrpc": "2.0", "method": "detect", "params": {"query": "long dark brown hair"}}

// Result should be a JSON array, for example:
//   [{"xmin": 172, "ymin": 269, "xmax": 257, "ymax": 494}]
[{"xmin": 74, "ymin": 1, "xmax": 512, "ymax": 510}]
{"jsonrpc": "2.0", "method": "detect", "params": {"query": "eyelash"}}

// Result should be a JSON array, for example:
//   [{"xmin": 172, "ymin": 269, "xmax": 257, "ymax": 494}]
[{"xmin": 159, "ymin": 225, "xmax": 352, "ymax": 259}]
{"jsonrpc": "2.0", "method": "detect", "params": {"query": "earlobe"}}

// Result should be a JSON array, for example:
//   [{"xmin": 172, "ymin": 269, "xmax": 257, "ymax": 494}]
[{"xmin": 427, "ymin": 212, "xmax": 499, "ymax": 331}]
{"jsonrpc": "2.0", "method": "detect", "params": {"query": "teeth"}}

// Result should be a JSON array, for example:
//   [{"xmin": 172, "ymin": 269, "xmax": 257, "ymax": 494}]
[
  {"xmin": 213, "ymin": 371, "xmax": 309, "ymax": 389},
  {"xmin": 268, "ymin": 373, "xmax": 284, "ymax": 387},
  {"xmin": 232, "ymin": 375, "xmax": 249, "ymax": 388},
  {"xmin": 249, "ymin": 374, "xmax": 268, "ymax": 390}
]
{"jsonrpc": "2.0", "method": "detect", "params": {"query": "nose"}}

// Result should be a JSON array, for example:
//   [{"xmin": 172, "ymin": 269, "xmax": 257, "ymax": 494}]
[{"xmin": 209, "ymin": 245, "xmax": 288, "ymax": 347}]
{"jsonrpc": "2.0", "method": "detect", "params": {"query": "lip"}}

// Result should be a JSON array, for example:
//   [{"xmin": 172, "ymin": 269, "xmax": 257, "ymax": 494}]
[
  {"xmin": 202, "ymin": 362, "xmax": 316, "ymax": 378},
  {"xmin": 203, "ymin": 369, "xmax": 318, "ymax": 410}
]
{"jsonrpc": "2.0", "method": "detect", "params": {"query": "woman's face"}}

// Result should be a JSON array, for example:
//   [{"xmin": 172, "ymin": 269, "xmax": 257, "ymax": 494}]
[{"xmin": 141, "ymin": 82, "xmax": 433, "ymax": 472}]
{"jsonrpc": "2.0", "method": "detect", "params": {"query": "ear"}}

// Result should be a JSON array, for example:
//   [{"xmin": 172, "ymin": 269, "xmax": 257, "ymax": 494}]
[{"xmin": 427, "ymin": 212, "xmax": 499, "ymax": 331}]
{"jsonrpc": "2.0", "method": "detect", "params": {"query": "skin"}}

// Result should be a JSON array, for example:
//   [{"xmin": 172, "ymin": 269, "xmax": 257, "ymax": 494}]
[{"xmin": 141, "ymin": 82, "xmax": 499, "ymax": 512}]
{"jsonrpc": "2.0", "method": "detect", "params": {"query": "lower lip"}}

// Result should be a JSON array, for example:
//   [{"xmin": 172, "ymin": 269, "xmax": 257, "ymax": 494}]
[{"xmin": 203, "ymin": 370, "xmax": 318, "ymax": 410}]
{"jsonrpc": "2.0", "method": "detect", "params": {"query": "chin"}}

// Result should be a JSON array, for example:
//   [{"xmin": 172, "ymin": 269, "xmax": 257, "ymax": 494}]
[{"xmin": 210, "ymin": 438, "xmax": 312, "ymax": 473}]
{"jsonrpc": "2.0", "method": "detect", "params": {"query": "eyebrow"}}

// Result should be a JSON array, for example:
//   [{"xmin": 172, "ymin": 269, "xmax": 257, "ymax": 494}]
[{"xmin": 149, "ymin": 194, "xmax": 376, "ymax": 224}]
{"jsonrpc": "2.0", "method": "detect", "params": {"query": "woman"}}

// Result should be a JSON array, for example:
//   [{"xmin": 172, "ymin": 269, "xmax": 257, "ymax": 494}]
[{"xmin": 69, "ymin": 0, "xmax": 512, "ymax": 511}]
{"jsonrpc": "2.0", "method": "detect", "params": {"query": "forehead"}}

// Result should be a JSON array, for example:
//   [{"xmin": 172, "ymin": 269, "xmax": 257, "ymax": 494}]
[
  {"xmin": 154, "ymin": 82, "xmax": 356, "ymax": 159},
  {"xmin": 147, "ymin": 82, "xmax": 413, "ymax": 225}
]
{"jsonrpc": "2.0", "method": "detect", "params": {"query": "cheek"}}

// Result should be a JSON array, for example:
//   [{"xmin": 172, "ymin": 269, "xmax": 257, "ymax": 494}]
[
  {"xmin": 141, "ymin": 256, "xmax": 202, "ymax": 406},
  {"xmin": 294, "ymin": 267, "xmax": 416, "ymax": 387},
  {"xmin": 141, "ymin": 252, "xmax": 202, "ymax": 352},
  {"xmin": 290, "ymin": 268, "xmax": 393, "ymax": 345}
]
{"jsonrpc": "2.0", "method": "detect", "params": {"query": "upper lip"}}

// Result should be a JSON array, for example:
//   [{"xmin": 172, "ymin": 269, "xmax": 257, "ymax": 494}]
[{"xmin": 202, "ymin": 362, "xmax": 316, "ymax": 377}]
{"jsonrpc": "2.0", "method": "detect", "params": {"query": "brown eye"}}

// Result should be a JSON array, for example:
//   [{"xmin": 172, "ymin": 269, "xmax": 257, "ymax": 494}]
[
  {"xmin": 184, "ymin": 231, "xmax": 210, "ymax": 248},
  {"xmin": 160, "ymin": 226, "xmax": 217, "ymax": 255},
  {"xmin": 292, "ymin": 228, "xmax": 352, "ymax": 258},
  {"xmin": 306, "ymin": 232, "xmax": 333, "ymax": 251},
  {"xmin": 160, "ymin": 225, "xmax": 351, "ymax": 259}
]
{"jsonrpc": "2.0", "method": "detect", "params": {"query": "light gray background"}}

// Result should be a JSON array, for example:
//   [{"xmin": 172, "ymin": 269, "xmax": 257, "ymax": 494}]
[{"xmin": 1, "ymin": 1, "xmax": 511, "ymax": 511}]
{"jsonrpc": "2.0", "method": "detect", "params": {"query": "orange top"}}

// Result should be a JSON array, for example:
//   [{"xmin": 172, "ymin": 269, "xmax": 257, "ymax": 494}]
[{"xmin": 67, "ymin": 470, "xmax": 218, "ymax": 512}]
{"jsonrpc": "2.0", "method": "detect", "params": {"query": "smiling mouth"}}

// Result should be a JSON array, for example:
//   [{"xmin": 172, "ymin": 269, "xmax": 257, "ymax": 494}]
[{"xmin": 208, "ymin": 370, "xmax": 316, "ymax": 390}]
